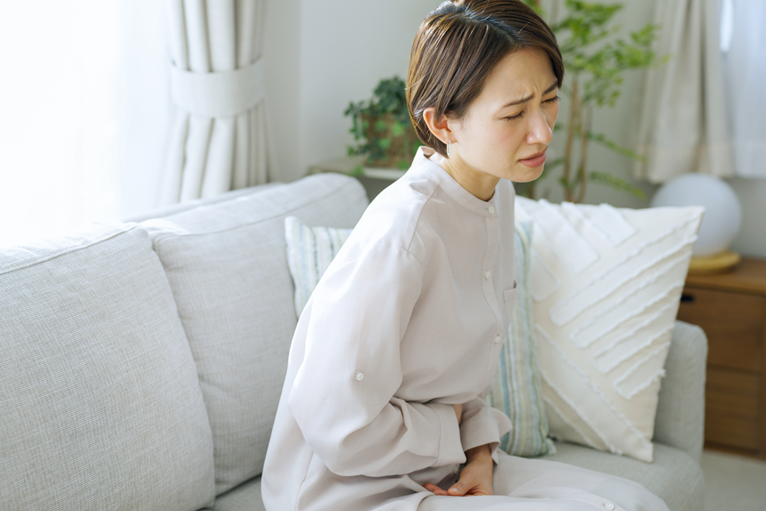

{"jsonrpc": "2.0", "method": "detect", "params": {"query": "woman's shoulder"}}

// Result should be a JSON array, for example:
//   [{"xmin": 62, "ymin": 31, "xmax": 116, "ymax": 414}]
[{"xmin": 348, "ymin": 173, "xmax": 443, "ymax": 261}]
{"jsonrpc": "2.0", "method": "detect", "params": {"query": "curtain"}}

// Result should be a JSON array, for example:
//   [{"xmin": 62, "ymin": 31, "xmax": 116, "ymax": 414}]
[
  {"xmin": 160, "ymin": 0, "xmax": 272, "ymax": 205},
  {"xmin": 722, "ymin": 0, "xmax": 766, "ymax": 178},
  {"xmin": 633, "ymin": 0, "xmax": 733, "ymax": 183},
  {"xmin": 0, "ymin": 1, "xmax": 122, "ymax": 246}
]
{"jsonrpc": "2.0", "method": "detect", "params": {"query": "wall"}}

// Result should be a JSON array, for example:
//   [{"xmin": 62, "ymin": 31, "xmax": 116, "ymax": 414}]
[
  {"xmin": 263, "ymin": 0, "xmax": 303, "ymax": 184},
  {"xmin": 265, "ymin": 0, "xmax": 766, "ymax": 258}
]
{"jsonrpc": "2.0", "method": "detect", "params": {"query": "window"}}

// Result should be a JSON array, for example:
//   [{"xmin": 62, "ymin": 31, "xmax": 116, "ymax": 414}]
[{"xmin": 0, "ymin": 1, "xmax": 121, "ymax": 246}]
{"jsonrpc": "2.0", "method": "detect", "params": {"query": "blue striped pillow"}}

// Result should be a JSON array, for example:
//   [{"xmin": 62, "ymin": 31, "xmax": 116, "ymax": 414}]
[
  {"xmin": 486, "ymin": 221, "xmax": 555, "ymax": 457},
  {"xmin": 283, "ymin": 216, "xmax": 553, "ymax": 457}
]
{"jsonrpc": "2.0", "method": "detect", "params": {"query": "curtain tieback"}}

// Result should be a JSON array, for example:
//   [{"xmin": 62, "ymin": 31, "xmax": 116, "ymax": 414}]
[{"xmin": 170, "ymin": 57, "xmax": 265, "ymax": 118}]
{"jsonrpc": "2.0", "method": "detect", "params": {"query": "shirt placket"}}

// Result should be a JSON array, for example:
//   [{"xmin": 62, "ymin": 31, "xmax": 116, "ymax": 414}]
[{"xmin": 479, "ymin": 204, "xmax": 504, "ymax": 390}]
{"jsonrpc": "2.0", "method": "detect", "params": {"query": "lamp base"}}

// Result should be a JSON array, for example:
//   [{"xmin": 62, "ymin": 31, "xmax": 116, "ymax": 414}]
[{"xmin": 688, "ymin": 250, "xmax": 741, "ymax": 275}]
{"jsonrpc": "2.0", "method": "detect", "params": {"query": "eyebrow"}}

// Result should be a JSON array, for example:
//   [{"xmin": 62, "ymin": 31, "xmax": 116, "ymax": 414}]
[{"xmin": 501, "ymin": 82, "xmax": 559, "ymax": 109}]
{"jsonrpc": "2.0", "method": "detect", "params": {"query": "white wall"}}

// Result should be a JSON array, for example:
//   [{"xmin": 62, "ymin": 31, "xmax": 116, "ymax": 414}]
[
  {"xmin": 263, "ymin": 0, "xmax": 303, "ymax": 183},
  {"xmin": 265, "ymin": 0, "xmax": 766, "ymax": 258}
]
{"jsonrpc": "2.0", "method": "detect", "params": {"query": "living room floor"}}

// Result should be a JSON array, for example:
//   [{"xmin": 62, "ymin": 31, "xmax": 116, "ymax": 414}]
[{"xmin": 701, "ymin": 449, "xmax": 766, "ymax": 510}]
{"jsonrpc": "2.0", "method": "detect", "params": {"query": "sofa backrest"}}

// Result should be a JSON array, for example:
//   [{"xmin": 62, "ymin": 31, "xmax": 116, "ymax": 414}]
[
  {"xmin": 0, "ymin": 223, "xmax": 216, "ymax": 511},
  {"xmin": 140, "ymin": 173, "xmax": 368, "ymax": 496}
]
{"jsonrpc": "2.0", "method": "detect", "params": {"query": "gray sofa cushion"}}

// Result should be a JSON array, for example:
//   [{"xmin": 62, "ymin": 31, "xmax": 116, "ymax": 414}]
[
  {"xmin": 0, "ymin": 223, "xmax": 215, "ymax": 511},
  {"xmin": 654, "ymin": 321, "xmax": 707, "ymax": 464},
  {"xmin": 543, "ymin": 441, "xmax": 704, "ymax": 511},
  {"xmin": 214, "ymin": 476, "xmax": 264, "ymax": 511},
  {"xmin": 141, "ymin": 174, "xmax": 369, "ymax": 495}
]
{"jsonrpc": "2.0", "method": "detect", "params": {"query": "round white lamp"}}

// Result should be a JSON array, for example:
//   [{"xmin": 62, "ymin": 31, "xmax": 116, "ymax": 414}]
[{"xmin": 650, "ymin": 173, "xmax": 742, "ymax": 273}]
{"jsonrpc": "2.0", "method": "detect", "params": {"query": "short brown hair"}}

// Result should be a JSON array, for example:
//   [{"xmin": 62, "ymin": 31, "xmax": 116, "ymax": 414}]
[{"xmin": 407, "ymin": 0, "xmax": 564, "ymax": 157}]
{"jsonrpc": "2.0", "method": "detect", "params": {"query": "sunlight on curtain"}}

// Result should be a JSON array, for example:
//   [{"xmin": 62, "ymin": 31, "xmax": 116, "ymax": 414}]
[
  {"xmin": 721, "ymin": 0, "xmax": 766, "ymax": 178},
  {"xmin": 0, "ymin": 1, "xmax": 121, "ymax": 247}
]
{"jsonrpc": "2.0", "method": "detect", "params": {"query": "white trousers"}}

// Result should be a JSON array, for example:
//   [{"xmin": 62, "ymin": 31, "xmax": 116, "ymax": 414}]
[{"xmin": 418, "ymin": 451, "xmax": 670, "ymax": 511}]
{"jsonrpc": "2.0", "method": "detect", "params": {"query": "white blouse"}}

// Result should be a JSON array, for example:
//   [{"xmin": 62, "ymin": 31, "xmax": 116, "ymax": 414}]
[{"xmin": 262, "ymin": 146, "xmax": 516, "ymax": 510}]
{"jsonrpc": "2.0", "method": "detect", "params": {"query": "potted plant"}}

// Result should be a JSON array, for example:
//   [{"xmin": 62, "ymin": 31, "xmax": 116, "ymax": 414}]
[
  {"xmin": 522, "ymin": 0, "xmax": 665, "ymax": 203},
  {"xmin": 344, "ymin": 76, "xmax": 421, "ymax": 174}
]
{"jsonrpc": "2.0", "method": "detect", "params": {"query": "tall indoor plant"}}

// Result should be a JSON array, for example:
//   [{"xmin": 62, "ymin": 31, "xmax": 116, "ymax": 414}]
[{"xmin": 523, "ymin": 0, "xmax": 664, "ymax": 202}]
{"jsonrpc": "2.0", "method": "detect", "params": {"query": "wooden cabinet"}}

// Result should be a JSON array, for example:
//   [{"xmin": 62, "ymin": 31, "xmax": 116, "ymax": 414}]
[{"xmin": 677, "ymin": 258, "xmax": 766, "ymax": 459}]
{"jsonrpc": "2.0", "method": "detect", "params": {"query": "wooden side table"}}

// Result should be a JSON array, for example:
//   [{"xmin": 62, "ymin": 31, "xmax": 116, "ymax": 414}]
[{"xmin": 677, "ymin": 258, "xmax": 766, "ymax": 460}]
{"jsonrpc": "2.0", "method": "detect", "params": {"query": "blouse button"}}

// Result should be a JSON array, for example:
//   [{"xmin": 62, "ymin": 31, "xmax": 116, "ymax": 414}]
[
  {"xmin": 488, "ymin": 205, "xmax": 495, "ymax": 214},
  {"xmin": 494, "ymin": 335, "xmax": 502, "ymax": 344},
  {"xmin": 604, "ymin": 503, "xmax": 615, "ymax": 510},
  {"xmin": 355, "ymin": 372, "xmax": 364, "ymax": 381},
  {"xmin": 484, "ymin": 270, "xmax": 491, "ymax": 279}
]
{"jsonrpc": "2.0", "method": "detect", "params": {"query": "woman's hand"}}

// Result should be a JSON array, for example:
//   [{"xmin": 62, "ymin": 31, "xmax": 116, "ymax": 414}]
[
  {"xmin": 424, "ymin": 444, "xmax": 494, "ymax": 497},
  {"xmin": 452, "ymin": 403, "xmax": 463, "ymax": 424}
]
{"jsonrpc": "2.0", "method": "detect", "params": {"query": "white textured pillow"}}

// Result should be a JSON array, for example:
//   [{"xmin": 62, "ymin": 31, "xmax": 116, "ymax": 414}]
[{"xmin": 515, "ymin": 197, "xmax": 703, "ymax": 462}]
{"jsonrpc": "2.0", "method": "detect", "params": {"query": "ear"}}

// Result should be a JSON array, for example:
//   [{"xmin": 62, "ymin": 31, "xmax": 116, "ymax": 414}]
[{"xmin": 422, "ymin": 107, "xmax": 455, "ymax": 145}]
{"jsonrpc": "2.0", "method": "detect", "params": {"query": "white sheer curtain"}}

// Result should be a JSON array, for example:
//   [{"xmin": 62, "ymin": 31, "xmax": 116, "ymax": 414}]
[
  {"xmin": 0, "ymin": 1, "xmax": 122, "ymax": 246},
  {"xmin": 160, "ymin": 0, "xmax": 272, "ymax": 206},
  {"xmin": 0, "ymin": 0, "xmax": 172, "ymax": 246},
  {"xmin": 721, "ymin": 0, "xmax": 766, "ymax": 178},
  {"xmin": 633, "ymin": 0, "xmax": 734, "ymax": 183}
]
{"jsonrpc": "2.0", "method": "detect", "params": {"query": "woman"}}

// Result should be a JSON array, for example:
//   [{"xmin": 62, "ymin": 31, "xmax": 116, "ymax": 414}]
[{"xmin": 262, "ymin": 1, "xmax": 670, "ymax": 510}]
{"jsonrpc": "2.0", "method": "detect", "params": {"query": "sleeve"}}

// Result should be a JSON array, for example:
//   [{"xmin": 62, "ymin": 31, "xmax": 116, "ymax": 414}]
[
  {"xmin": 287, "ymin": 242, "xmax": 466, "ymax": 478},
  {"xmin": 459, "ymin": 396, "xmax": 513, "ymax": 465}
]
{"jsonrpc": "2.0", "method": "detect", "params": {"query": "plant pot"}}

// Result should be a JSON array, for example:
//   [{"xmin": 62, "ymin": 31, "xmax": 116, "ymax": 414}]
[{"xmin": 360, "ymin": 112, "xmax": 420, "ymax": 169}]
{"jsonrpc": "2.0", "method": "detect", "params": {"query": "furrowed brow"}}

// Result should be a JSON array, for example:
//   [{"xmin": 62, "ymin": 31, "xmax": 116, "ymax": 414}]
[{"xmin": 501, "ymin": 81, "xmax": 559, "ymax": 109}]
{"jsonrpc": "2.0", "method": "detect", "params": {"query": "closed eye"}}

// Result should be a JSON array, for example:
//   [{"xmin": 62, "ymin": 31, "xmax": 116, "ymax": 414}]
[{"xmin": 504, "ymin": 96, "xmax": 560, "ymax": 121}]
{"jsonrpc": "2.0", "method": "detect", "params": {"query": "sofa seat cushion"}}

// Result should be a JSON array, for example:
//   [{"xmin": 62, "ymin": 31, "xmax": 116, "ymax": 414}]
[
  {"xmin": 0, "ymin": 223, "xmax": 215, "ymax": 511},
  {"xmin": 214, "ymin": 476, "xmax": 264, "ymax": 511},
  {"xmin": 542, "ymin": 441, "xmax": 704, "ymax": 511},
  {"xmin": 141, "ymin": 174, "xmax": 368, "ymax": 495}
]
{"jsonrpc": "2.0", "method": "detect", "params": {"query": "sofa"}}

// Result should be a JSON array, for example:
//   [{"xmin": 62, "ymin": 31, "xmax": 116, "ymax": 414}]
[{"xmin": 0, "ymin": 173, "xmax": 706, "ymax": 510}]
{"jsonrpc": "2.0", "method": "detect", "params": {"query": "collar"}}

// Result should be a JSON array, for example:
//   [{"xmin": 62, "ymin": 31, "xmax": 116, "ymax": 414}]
[{"xmin": 409, "ymin": 146, "xmax": 498, "ymax": 218}]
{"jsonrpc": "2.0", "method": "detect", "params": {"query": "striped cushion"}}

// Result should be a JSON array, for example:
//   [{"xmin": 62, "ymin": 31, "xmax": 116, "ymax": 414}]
[
  {"xmin": 284, "ymin": 216, "xmax": 553, "ymax": 458},
  {"xmin": 486, "ymin": 221, "xmax": 555, "ymax": 457},
  {"xmin": 285, "ymin": 216, "xmax": 352, "ymax": 316}
]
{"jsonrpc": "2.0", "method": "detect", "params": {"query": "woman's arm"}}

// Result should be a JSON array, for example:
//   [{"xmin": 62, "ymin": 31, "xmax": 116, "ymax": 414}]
[
  {"xmin": 425, "ymin": 396, "xmax": 511, "ymax": 497},
  {"xmin": 288, "ymin": 242, "xmax": 466, "ymax": 478},
  {"xmin": 459, "ymin": 396, "xmax": 513, "ymax": 464}
]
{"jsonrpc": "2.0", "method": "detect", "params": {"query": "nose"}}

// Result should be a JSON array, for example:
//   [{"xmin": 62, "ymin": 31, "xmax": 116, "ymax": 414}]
[{"xmin": 526, "ymin": 107, "xmax": 554, "ymax": 146}]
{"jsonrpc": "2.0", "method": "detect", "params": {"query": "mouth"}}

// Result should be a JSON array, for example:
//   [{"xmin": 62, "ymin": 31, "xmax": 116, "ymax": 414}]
[{"xmin": 519, "ymin": 149, "xmax": 547, "ymax": 168}]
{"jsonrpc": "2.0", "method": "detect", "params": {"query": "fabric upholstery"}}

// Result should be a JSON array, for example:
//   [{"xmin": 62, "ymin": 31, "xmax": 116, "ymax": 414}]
[
  {"xmin": 653, "ymin": 321, "xmax": 707, "ymax": 464},
  {"xmin": 543, "ymin": 441, "xmax": 705, "ymax": 511},
  {"xmin": 0, "ymin": 222, "xmax": 215, "ymax": 511},
  {"xmin": 284, "ymin": 216, "xmax": 352, "ymax": 317},
  {"xmin": 486, "ymin": 221, "xmax": 555, "ymax": 457},
  {"xmin": 515, "ymin": 197, "xmax": 703, "ymax": 462},
  {"xmin": 141, "ymin": 173, "xmax": 368, "ymax": 495},
  {"xmin": 214, "ymin": 476, "xmax": 265, "ymax": 511}
]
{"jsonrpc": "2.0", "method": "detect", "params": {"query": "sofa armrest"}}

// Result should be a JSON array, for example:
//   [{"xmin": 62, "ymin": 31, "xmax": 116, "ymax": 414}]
[{"xmin": 653, "ymin": 320, "xmax": 707, "ymax": 464}]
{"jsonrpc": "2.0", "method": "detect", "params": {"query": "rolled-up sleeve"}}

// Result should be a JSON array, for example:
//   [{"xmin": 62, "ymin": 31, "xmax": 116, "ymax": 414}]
[
  {"xmin": 459, "ymin": 397, "xmax": 513, "ymax": 465},
  {"xmin": 288, "ymin": 242, "xmax": 466, "ymax": 478}
]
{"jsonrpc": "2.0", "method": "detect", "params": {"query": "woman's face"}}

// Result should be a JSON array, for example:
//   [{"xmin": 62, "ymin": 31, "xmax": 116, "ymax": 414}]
[{"xmin": 444, "ymin": 47, "xmax": 560, "ymax": 184}]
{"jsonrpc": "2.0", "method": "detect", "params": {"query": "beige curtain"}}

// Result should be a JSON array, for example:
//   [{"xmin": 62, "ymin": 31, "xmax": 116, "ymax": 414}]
[
  {"xmin": 160, "ymin": 0, "xmax": 272, "ymax": 205},
  {"xmin": 633, "ymin": 0, "xmax": 733, "ymax": 183}
]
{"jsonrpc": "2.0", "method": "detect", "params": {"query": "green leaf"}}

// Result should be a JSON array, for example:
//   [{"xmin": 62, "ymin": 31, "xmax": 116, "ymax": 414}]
[
  {"xmin": 374, "ymin": 119, "xmax": 388, "ymax": 133},
  {"xmin": 391, "ymin": 122, "xmax": 405, "ymax": 137},
  {"xmin": 396, "ymin": 159, "xmax": 410, "ymax": 170},
  {"xmin": 378, "ymin": 138, "xmax": 392, "ymax": 150},
  {"xmin": 589, "ymin": 171, "xmax": 646, "ymax": 199},
  {"xmin": 349, "ymin": 165, "xmax": 365, "ymax": 177},
  {"xmin": 586, "ymin": 132, "xmax": 646, "ymax": 162}
]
